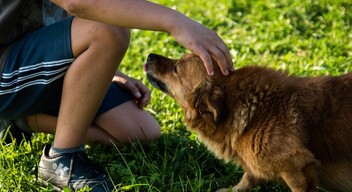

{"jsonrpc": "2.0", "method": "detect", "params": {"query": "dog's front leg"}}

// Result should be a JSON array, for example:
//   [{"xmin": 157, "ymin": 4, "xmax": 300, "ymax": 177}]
[
  {"xmin": 216, "ymin": 171, "xmax": 264, "ymax": 192},
  {"xmin": 280, "ymin": 161, "xmax": 319, "ymax": 192}
]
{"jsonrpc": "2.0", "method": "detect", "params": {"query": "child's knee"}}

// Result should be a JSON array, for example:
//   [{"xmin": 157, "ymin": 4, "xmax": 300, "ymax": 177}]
[
  {"xmin": 93, "ymin": 24, "xmax": 130, "ymax": 53},
  {"xmin": 142, "ymin": 117, "xmax": 161, "ymax": 141},
  {"xmin": 71, "ymin": 18, "xmax": 130, "ymax": 55},
  {"xmin": 127, "ymin": 114, "xmax": 161, "ymax": 143}
]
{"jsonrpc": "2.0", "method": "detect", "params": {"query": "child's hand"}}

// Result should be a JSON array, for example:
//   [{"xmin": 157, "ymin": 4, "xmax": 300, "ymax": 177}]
[
  {"xmin": 170, "ymin": 18, "xmax": 234, "ymax": 76},
  {"xmin": 113, "ymin": 73, "xmax": 151, "ymax": 108}
]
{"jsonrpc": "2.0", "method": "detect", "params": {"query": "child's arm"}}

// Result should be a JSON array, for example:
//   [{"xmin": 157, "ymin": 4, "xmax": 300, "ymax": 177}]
[{"xmin": 51, "ymin": 0, "xmax": 233, "ymax": 76}]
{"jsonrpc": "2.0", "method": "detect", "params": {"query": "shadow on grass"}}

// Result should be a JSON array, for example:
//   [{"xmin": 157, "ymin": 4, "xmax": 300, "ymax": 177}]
[{"xmin": 87, "ymin": 130, "xmax": 289, "ymax": 192}]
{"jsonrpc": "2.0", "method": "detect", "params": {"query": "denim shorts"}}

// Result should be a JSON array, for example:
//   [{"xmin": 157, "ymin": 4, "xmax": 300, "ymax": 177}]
[{"xmin": 0, "ymin": 17, "xmax": 132, "ymax": 120}]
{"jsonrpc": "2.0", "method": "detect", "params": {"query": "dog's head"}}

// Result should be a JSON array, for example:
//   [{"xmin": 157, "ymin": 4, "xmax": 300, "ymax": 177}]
[{"xmin": 145, "ymin": 53, "xmax": 229, "ymax": 127}]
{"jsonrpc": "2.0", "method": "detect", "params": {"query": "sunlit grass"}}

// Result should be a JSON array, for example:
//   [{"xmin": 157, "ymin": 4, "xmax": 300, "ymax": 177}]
[{"xmin": 0, "ymin": 0, "xmax": 351, "ymax": 191}]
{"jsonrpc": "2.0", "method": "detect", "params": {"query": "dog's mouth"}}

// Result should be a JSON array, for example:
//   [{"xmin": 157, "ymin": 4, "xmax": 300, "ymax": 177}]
[
  {"xmin": 144, "ymin": 62, "xmax": 169, "ymax": 94},
  {"xmin": 146, "ymin": 73, "xmax": 169, "ymax": 93}
]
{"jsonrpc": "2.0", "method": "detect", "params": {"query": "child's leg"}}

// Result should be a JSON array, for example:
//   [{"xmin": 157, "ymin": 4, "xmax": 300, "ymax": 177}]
[
  {"xmin": 26, "ymin": 99, "xmax": 161, "ymax": 146},
  {"xmin": 94, "ymin": 100, "xmax": 161, "ymax": 145},
  {"xmin": 53, "ymin": 17, "xmax": 130, "ymax": 149},
  {"xmin": 26, "ymin": 79, "xmax": 161, "ymax": 145}
]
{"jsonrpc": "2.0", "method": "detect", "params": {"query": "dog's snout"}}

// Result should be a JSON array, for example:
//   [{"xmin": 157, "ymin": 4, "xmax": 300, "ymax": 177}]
[{"xmin": 147, "ymin": 53, "xmax": 158, "ymax": 62}]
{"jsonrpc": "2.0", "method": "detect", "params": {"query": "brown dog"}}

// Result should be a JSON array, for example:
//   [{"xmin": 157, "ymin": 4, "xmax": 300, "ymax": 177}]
[{"xmin": 145, "ymin": 53, "xmax": 352, "ymax": 192}]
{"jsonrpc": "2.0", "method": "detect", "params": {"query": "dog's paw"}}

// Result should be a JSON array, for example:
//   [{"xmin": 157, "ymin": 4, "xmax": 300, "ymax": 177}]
[
  {"xmin": 216, "ymin": 188, "xmax": 232, "ymax": 192},
  {"xmin": 216, "ymin": 186, "xmax": 246, "ymax": 192}
]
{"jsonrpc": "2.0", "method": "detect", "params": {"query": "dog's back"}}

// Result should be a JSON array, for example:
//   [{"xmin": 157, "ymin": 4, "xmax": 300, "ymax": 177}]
[
  {"xmin": 226, "ymin": 68, "xmax": 352, "ymax": 191},
  {"xmin": 297, "ymin": 72, "xmax": 352, "ymax": 191},
  {"xmin": 282, "ymin": 73, "xmax": 352, "ymax": 191}
]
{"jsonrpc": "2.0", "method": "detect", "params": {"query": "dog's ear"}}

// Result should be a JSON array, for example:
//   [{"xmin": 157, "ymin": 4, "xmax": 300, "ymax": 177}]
[{"xmin": 187, "ymin": 81, "xmax": 227, "ymax": 126}]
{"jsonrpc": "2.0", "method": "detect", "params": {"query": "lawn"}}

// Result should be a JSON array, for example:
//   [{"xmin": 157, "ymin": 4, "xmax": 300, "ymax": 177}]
[{"xmin": 1, "ymin": 0, "xmax": 351, "ymax": 191}]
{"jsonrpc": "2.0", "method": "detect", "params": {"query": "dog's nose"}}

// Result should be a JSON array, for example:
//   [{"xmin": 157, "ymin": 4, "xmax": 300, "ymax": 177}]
[
  {"xmin": 145, "ymin": 53, "xmax": 158, "ymax": 72},
  {"xmin": 147, "ymin": 53, "xmax": 158, "ymax": 62}
]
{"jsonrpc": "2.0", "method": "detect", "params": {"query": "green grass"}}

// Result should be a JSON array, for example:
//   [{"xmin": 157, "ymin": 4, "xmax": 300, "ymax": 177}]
[{"xmin": 1, "ymin": 0, "xmax": 351, "ymax": 191}]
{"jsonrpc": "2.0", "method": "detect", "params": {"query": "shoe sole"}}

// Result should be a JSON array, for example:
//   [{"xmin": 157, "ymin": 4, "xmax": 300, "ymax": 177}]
[{"xmin": 38, "ymin": 177, "xmax": 65, "ymax": 192}]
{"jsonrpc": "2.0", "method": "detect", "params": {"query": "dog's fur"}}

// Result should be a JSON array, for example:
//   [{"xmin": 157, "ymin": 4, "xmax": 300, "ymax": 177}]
[{"xmin": 145, "ymin": 53, "xmax": 352, "ymax": 192}]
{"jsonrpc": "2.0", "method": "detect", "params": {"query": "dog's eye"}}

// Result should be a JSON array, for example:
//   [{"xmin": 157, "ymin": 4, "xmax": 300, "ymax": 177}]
[{"xmin": 173, "ymin": 65, "xmax": 178, "ymax": 74}]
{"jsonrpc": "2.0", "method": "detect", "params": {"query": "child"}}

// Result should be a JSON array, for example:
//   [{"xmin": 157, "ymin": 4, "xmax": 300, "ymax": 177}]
[{"xmin": 0, "ymin": 0, "xmax": 233, "ymax": 191}]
